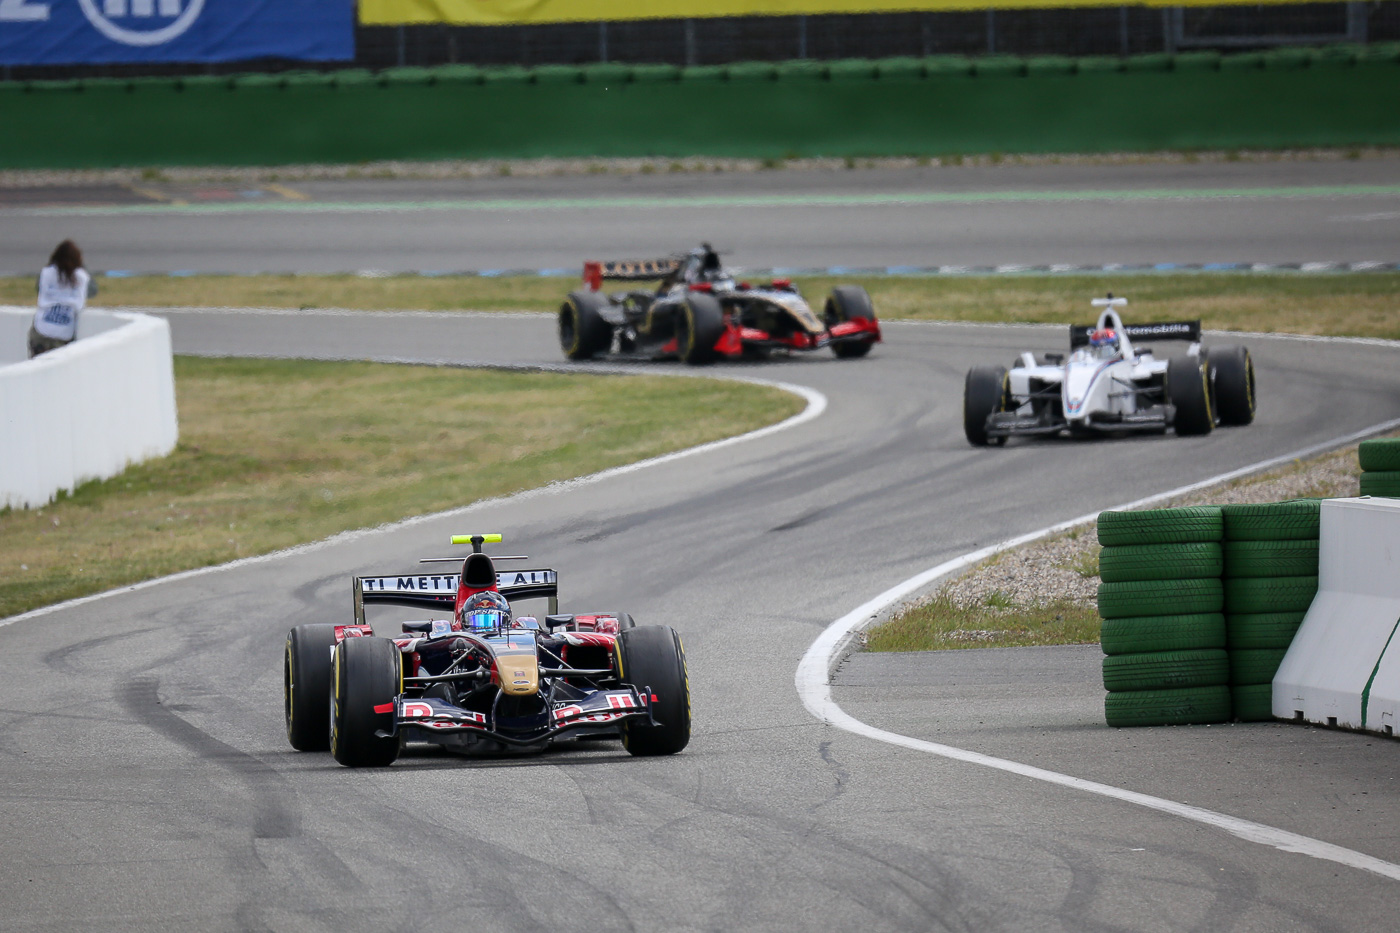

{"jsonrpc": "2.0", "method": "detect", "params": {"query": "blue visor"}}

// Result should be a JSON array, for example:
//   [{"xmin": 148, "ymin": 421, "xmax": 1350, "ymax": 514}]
[{"xmin": 465, "ymin": 610, "xmax": 507, "ymax": 631}]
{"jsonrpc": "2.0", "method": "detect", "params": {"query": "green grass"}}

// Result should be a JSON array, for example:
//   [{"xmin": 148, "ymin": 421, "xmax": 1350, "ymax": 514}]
[
  {"xmin": 0, "ymin": 358, "xmax": 802, "ymax": 619},
  {"xmin": 865, "ymin": 595, "xmax": 1102, "ymax": 652},
  {"xmin": 2, "ymin": 271, "xmax": 1397, "ymax": 338}
]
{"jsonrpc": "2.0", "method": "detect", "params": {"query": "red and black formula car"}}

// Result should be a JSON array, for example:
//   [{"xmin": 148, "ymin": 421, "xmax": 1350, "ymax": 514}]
[
  {"xmin": 559, "ymin": 244, "xmax": 881, "ymax": 364},
  {"xmin": 284, "ymin": 534, "xmax": 690, "ymax": 767}
]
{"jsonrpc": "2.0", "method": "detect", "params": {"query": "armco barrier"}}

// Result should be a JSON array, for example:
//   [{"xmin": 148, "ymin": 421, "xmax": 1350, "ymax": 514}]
[
  {"xmin": 2, "ymin": 46, "xmax": 1399, "ymax": 169},
  {"xmin": 1273, "ymin": 497, "xmax": 1400, "ymax": 735},
  {"xmin": 1, "ymin": 306, "xmax": 178, "ymax": 509}
]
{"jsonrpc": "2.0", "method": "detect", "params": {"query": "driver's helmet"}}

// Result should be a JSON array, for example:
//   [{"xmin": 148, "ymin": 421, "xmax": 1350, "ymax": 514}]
[
  {"xmin": 458, "ymin": 591, "xmax": 512, "ymax": 632},
  {"xmin": 1089, "ymin": 328, "xmax": 1120, "ymax": 358}
]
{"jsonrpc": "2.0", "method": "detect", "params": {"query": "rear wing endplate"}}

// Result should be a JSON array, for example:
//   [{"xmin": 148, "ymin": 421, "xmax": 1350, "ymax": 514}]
[
  {"xmin": 1070, "ymin": 320, "xmax": 1201, "ymax": 348},
  {"xmin": 352, "ymin": 569, "xmax": 558, "ymax": 625}
]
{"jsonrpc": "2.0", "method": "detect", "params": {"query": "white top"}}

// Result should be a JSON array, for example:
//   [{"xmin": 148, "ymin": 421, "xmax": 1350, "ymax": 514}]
[{"xmin": 33, "ymin": 265, "xmax": 91, "ymax": 341}]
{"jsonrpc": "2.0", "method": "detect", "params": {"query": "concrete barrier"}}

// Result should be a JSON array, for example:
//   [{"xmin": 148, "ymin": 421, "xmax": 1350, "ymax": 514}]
[
  {"xmin": 1, "ymin": 306, "xmax": 178, "ymax": 509},
  {"xmin": 1272, "ymin": 497, "xmax": 1400, "ymax": 735}
]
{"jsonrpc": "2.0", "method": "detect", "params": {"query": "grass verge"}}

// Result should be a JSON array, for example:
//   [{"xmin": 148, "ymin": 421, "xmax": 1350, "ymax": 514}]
[
  {"xmin": 0, "ymin": 358, "xmax": 803, "ymax": 620},
  {"xmin": 2, "ymin": 271, "xmax": 1397, "ymax": 339}
]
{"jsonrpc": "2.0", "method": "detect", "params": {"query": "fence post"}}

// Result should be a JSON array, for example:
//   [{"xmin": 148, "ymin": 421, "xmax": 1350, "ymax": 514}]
[{"xmin": 684, "ymin": 18, "xmax": 697, "ymax": 66}]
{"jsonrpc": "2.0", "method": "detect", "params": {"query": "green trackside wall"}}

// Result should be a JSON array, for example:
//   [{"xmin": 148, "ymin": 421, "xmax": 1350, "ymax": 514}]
[{"xmin": 2, "ymin": 46, "xmax": 1399, "ymax": 169}]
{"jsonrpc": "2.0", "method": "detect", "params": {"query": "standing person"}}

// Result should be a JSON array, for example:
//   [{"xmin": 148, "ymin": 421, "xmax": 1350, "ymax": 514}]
[{"xmin": 29, "ymin": 240, "xmax": 93, "ymax": 359}]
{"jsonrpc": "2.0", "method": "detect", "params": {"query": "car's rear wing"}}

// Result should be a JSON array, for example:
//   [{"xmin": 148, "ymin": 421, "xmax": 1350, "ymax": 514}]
[
  {"xmin": 582, "ymin": 257, "xmax": 682, "ymax": 289},
  {"xmin": 1069, "ymin": 320, "xmax": 1201, "ymax": 348},
  {"xmin": 352, "ymin": 569, "xmax": 559, "ymax": 625}
]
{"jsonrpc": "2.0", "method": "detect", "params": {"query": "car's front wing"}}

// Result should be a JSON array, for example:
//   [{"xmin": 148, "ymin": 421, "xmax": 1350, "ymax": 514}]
[{"xmin": 379, "ymin": 687, "xmax": 654, "ymax": 746}]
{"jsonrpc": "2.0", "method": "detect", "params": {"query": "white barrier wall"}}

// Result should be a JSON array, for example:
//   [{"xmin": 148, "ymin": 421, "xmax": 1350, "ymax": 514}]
[
  {"xmin": 1, "ymin": 306, "xmax": 179, "ymax": 509},
  {"xmin": 1273, "ymin": 497, "xmax": 1400, "ymax": 735}
]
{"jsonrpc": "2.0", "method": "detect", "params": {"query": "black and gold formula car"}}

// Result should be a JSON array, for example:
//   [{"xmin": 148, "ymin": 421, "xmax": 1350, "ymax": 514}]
[{"xmin": 559, "ymin": 244, "xmax": 881, "ymax": 364}]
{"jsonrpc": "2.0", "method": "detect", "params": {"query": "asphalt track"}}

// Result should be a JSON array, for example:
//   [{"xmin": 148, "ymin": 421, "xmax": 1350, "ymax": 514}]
[
  {"xmin": 3, "ymin": 158, "xmax": 1400, "ymax": 273},
  {"xmin": 4, "ymin": 303, "xmax": 1400, "ymax": 930}
]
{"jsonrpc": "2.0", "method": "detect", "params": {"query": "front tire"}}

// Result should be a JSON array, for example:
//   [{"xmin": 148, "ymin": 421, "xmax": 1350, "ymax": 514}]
[
  {"xmin": 964, "ymin": 365, "xmax": 1008, "ymax": 447},
  {"xmin": 825, "ymin": 285, "xmax": 878, "ymax": 359},
  {"xmin": 330, "ymin": 637, "xmax": 402, "ymax": 768},
  {"xmin": 1167, "ymin": 356, "xmax": 1214, "ymax": 436},
  {"xmin": 560, "ymin": 291, "xmax": 613, "ymax": 360},
  {"xmin": 1210, "ymin": 345, "xmax": 1255, "ymax": 426},
  {"xmin": 285, "ymin": 623, "xmax": 337, "ymax": 751},
  {"xmin": 678, "ymin": 293, "xmax": 725, "ymax": 365},
  {"xmin": 616, "ymin": 626, "xmax": 691, "ymax": 756}
]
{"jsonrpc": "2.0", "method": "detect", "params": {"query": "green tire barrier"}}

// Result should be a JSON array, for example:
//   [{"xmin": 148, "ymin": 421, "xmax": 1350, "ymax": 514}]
[
  {"xmin": 1226, "ymin": 611, "xmax": 1307, "ymax": 650},
  {"xmin": 1105, "ymin": 685, "xmax": 1232, "ymax": 727},
  {"xmin": 1229, "ymin": 647, "xmax": 1290, "ymax": 685},
  {"xmin": 1102, "ymin": 649, "xmax": 1229, "ymax": 691},
  {"xmin": 1098, "ymin": 542, "xmax": 1223, "ymax": 583},
  {"xmin": 3, "ymin": 45, "xmax": 1400, "ymax": 169},
  {"xmin": 1359, "ymin": 471, "xmax": 1400, "ymax": 497},
  {"xmin": 1222, "ymin": 539, "xmax": 1320, "ymax": 578},
  {"xmin": 1098, "ymin": 579, "xmax": 1223, "ymax": 619},
  {"xmin": 1101, "ymin": 613, "xmax": 1226, "ymax": 655},
  {"xmin": 1221, "ymin": 500, "xmax": 1322, "ymax": 541},
  {"xmin": 1359, "ymin": 439, "xmax": 1400, "ymax": 472},
  {"xmin": 1231, "ymin": 683, "xmax": 1275, "ymax": 722},
  {"xmin": 1223, "ymin": 575, "xmax": 1319, "ymax": 614},
  {"xmin": 1097, "ymin": 507, "xmax": 1223, "ymax": 547}
]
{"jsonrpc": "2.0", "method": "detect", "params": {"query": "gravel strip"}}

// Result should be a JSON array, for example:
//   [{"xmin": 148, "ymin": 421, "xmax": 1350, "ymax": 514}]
[
  {"xmin": 2, "ymin": 148, "xmax": 1395, "ymax": 188},
  {"xmin": 940, "ymin": 442, "xmax": 1371, "ymax": 612}
]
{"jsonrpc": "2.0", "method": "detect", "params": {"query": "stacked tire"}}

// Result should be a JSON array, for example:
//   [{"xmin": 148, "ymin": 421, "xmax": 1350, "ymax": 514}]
[
  {"xmin": 1220, "ymin": 500, "xmax": 1322, "ymax": 722},
  {"xmin": 1098, "ymin": 507, "xmax": 1230, "ymax": 727},
  {"xmin": 1359, "ymin": 438, "xmax": 1400, "ymax": 498}
]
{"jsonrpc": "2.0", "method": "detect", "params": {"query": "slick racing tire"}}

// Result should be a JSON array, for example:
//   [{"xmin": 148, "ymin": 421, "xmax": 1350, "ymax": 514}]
[
  {"xmin": 1098, "ymin": 542, "xmax": 1223, "ymax": 583},
  {"xmin": 1359, "ymin": 438, "xmax": 1400, "ymax": 472},
  {"xmin": 1360, "ymin": 471, "xmax": 1400, "ymax": 498},
  {"xmin": 1167, "ymin": 356, "xmax": 1214, "ymax": 436},
  {"xmin": 1102, "ymin": 649, "xmax": 1229, "ymax": 692},
  {"xmin": 331, "ymin": 636, "xmax": 402, "ymax": 768},
  {"xmin": 964, "ymin": 365, "xmax": 1009, "ymax": 447},
  {"xmin": 285, "ymin": 623, "xmax": 338, "ymax": 751},
  {"xmin": 1221, "ymin": 500, "xmax": 1321, "ymax": 541},
  {"xmin": 1098, "ymin": 579, "xmax": 1223, "ymax": 619},
  {"xmin": 825, "ymin": 285, "xmax": 878, "ymax": 359},
  {"xmin": 1104, "ymin": 685, "xmax": 1231, "ymax": 727},
  {"xmin": 560, "ymin": 290, "xmax": 613, "ymax": 360},
  {"xmin": 615, "ymin": 625, "xmax": 691, "ymax": 756},
  {"xmin": 1210, "ymin": 345, "xmax": 1256, "ymax": 426},
  {"xmin": 1222, "ymin": 539, "xmax": 1319, "ymax": 578},
  {"xmin": 1100, "ymin": 613, "xmax": 1226, "ymax": 655},
  {"xmin": 678, "ymin": 292, "xmax": 725, "ymax": 365},
  {"xmin": 1097, "ymin": 506, "xmax": 1223, "ymax": 546},
  {"xmin": 615, "ymin": 612, "xmax": 637, "ymax": 630},
  {"xmin": 1226, "ymin": 611, "xmax": 1306, "ymax": 650},
  {"xmin": 1223, "ymin": 576, "xmax": 1318, "ymax": 614}
]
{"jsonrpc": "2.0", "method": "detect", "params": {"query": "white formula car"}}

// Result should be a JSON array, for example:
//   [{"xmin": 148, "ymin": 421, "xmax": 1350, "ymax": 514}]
[{"xmin": 963, "ymin": 296, "xmax": 1256, "ymax": 446}]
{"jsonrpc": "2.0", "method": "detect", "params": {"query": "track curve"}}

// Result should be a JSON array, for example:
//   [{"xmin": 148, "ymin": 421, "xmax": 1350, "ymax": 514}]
[{"xmin": 4, "ymin": 307, "xmax": 1400, "ymax": 931}]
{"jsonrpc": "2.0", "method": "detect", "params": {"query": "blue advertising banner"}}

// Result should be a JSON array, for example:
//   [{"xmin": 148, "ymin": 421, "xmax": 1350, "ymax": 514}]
[{"xmin": 0, "ymin": 0, "xmax": 354, "ymax": 65}]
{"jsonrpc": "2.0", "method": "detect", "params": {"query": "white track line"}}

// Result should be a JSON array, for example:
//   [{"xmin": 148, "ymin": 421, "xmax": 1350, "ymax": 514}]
[
  {"xmin": 0, "ymin": 380, "xmax": 825, "ymax": 630},
  {"xmin": 796, "ymin": 414, "xmax": 1400, "ymax": 883}
]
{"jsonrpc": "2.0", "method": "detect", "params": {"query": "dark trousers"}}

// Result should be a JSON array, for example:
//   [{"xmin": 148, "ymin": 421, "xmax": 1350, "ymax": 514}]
[{"xmin": 27, "ymin": 325, "xmax": 70, "ymax": 358}]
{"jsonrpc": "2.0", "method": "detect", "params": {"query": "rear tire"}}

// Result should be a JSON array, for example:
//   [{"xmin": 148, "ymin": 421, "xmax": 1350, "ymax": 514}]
[
  {"xmin": 678, "ymin": 293, "xmax": 725, "ymax": 365},
  {"xmin": 1167, "ymin": 356, "xmax": 1214, "ymax": 436},
  {"xmin": 825, "ymin": 285, "xmax": 877, "ymax": 359},
  {"xmin": 331, "ymin": 637, "xmax": 402, "ymax": 768},
  {"xmin": 616, "ymin": 626, "xmax": 691, "ymax": 756},
  {"xmin": 1211, "ymin": 345, "xmax": 1256, "ymax": 426},
  {"xmin": 285, "ymin": 623, "xmax": 337, "ymax": 751},
  {"xmin": 964, "ymin": 365, "xmax": 1009, "ymax": 447},
  {"xmin": 560, "ymin": 291, "xmax": 613, "ymax": 360}
]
